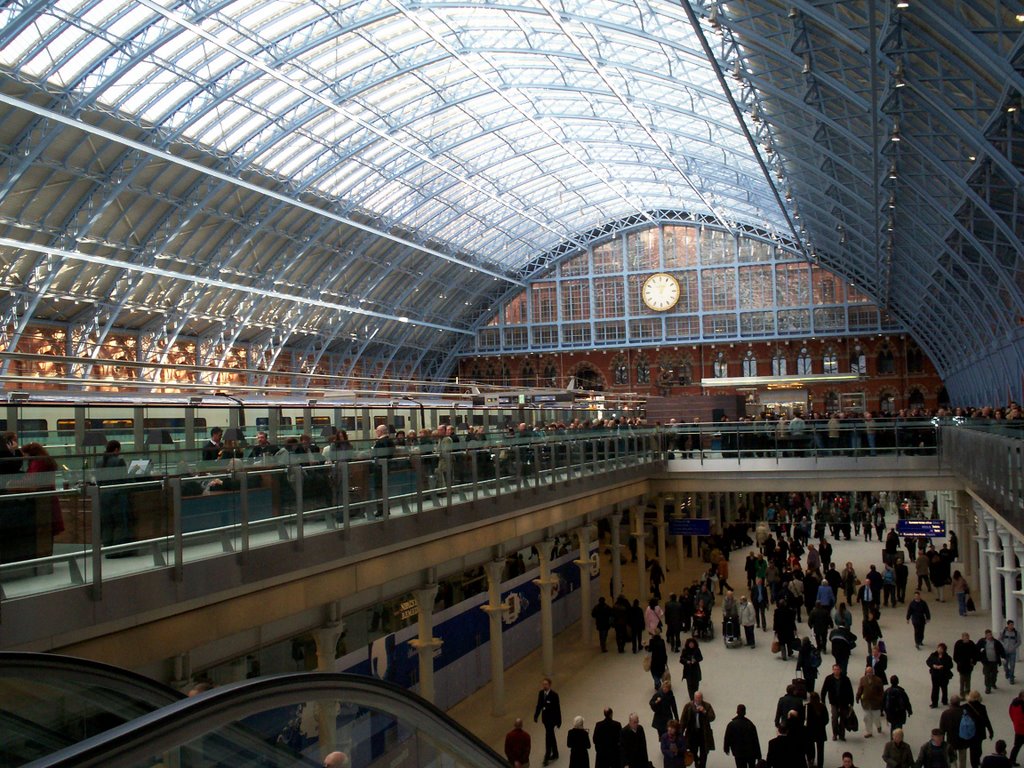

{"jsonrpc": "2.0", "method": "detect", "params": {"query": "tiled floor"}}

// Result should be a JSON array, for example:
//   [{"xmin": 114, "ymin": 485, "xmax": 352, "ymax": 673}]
[{"xmin": 450, "ymin": 521, "xmax": 1018, "ymax": 767}]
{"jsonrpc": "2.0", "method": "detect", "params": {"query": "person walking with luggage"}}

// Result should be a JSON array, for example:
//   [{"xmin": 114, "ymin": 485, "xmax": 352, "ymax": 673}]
[{"xmin": 821, "ymin": 663, "xmax": 855, "ymax": 741}]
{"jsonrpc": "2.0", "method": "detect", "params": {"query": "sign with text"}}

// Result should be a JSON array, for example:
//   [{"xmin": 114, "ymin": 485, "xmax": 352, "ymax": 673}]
[
  {"xmin": 669, "ymin": 518, "xmax": 712, "ymax": 536},
  {"xmin": 896, "ymin": 519, "xmax": 946, "ymax": 538}
]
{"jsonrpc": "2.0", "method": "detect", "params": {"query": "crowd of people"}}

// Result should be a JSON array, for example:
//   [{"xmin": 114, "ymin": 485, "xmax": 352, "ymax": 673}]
[{"xmin": 504, "ymin": 496, "xmax": 1024, "ymax": 768}]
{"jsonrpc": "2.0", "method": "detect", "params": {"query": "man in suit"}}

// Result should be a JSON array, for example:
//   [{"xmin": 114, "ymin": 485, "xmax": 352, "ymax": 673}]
[
  {"xmin": 592, "ymin": 707, "xmax": 621, "ymax": 768},
  {"xmin": 533, "ymin": 677, "xmax": 562, "ymax": 765}
]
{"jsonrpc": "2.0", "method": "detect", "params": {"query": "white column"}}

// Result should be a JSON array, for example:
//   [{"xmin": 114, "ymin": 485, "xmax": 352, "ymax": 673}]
[
  {"xmin": 655, "ymin": 497, "xmax": 667, "ymax": 574},
  {"xmin": 535, "ymin": 539, "xmax": 557, "ymax": 677},
  {"xmin": 672, "ymin": 500, "xmax": 685, "ymax": 571},
  {"xmin": 633, "ymin": 506, "xmax": 648, "ymax": 604},
  {"xmin": 987, "ymin": 518, "xmax": 1004, "ymax": 631},
  {"xmin": 481, "ymin": 560, "xmax": 509, "ymax": 716},
  {"xmin": 999, "ymin": 530, "xmax": 1019, "ymax": 630},
  {"xmin": 314, "ymin": 620, "xmax": 345, "ymax": 759},
  {"xmin": 410, "ymin": 585, "xmax": 442, "ymax": 704},
  {"xmin": 575, "ymin": 526, "xmax": 593, "ymax": 647},
  {"xmin": 610, "ymin": 511, "xmax": 623, "ymax": 599},
  {"xmin": 976, "ymin": 509, "xmax": 991, "ymax": 610},
  {"xmin": 958, "ymin": 500, "xmax": 977, "ymax": 592}
]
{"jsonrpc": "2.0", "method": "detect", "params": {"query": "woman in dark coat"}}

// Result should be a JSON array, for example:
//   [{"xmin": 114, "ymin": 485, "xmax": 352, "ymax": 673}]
[
  {"xmin": 679, "ymin": 637, "xmax": 703, "ymax": 700},
  {"xmin": 796, "ymin": 636, "xmax": 820, "ymax": 693},
  {"xmin": 567, "ymin": 716, "xmax": 592, "ymax": 768},
  {"xmin": 650, "ymin": 680, "xmax": 679, "ymax": 737},
  {"xmin": 648, "ymin": 630, "xmax": 668, "ymax": 689},
  {"xmin": 804, "ymin": 692, "xmax": 829, "ymax": 768}
]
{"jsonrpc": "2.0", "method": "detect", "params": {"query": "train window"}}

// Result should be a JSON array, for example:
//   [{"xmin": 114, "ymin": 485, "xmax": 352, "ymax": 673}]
[
  {"xmin": 393, "ymin": 415, "xmax": 405, "ymax": 429},
  {"xmin": 295, "ymin": 416, "xmax": 331, "ymax": 429},
  {"xmin": 0, "ymin": 418, "xmax": 49, "ymax": 435},
  {"xmin": 340, "ymin": 417, "xmax": 356, "ymax": 430},
  {"xmin": 255, "ymin": 417, "xmax": 293, "ymax": 429},
  {"xmin": 439, "ymin": 415, "xmax": 451, "ymax": 425},
  {"xmin": 488, "ymin": 415, "xmax": 500, "ymax": 427},
  {"xmin": 373, "ymin": 415, "xmax": 388, "ymax": 428},
  {"xmin": 472, "ymin": 415, "xmax": 485, "ymax": 426},
  {"xmin": 144, "ymin": 417, "xmax": 207, "ymax": 430},
  {"xmin": 57, "ymin": 418, "xmax": 134, "ymax": 433}
]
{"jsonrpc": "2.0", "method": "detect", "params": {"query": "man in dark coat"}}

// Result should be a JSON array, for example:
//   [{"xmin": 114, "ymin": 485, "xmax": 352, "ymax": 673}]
[
  {"xmin": 533, "ymin": 677, "xmax": 562, "ymax": 765},
  {"xmin": 591, "ymin": 597, "xmax": 612, "ymax": 652},
  {"xmin": 821, "ymin": 663, "xmax": 855, "ymax": 741},
  {"xmin": 764, "ymin": 724, "xmax": 807, "ymax": 768},
  {"xmin": 620, "ymin": 712, "xmax": 649, "ymax": 768},
  {"xmin": 773, "ymin": 600, "xmax": 797, "ymax": 660},
  {"xmin": 723, "ymin": 703, "xmax": 762, "ymax": 768},
  {"xmin": 907, "ymin": 590, "xmax": 933, "ymax": 649},
  {"xmin": 592, "ymin": 707, "xmax": 621, "ymax": 768}
]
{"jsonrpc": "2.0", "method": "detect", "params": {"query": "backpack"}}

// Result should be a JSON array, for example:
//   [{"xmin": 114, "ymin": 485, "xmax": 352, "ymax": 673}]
[
  {"xmin": 884, "ymin": 687, "xmax": 907, "ymax": 722},
  {"xmin": 959, "ymin": 709, "xmax": 977, "ymax": 741},
  {"xmin": 809, "ymin": 648, "xmax": 822, "ymax": 669}
]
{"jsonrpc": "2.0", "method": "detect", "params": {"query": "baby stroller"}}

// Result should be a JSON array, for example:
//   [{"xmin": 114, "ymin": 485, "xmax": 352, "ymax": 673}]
[
  {"xmin": 691, "ymin": 606, "xmax": 714, "ymax": 640},
  {"xmin": 722, "ymin": 614, "xmax": 743, "ymax": 648}
]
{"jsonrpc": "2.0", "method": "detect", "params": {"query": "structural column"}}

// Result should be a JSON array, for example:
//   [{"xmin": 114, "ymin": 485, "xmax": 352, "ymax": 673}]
[
  {"xmin": 314, "ymin": 617, "xmax": 345, "ymax": 760},
  {"xmin": 654, "ymin": 498, "xmax": 667, "ymax": 574},
  {"xmin": 998, "ymin": 530, "xmax": 1019, "ymax": 630},
  {"xmin": 575, "ymin": 526, "xmax": 593, "ymax": 647},
  {"xmin": 958, "ymin": 502, "xmax": 978, "ymax": 593},
  {"xmin": 987, "ymin": 516, "xmax": 1004, "ymax": 631},
  {"xmin": 535, "ymin": 539, "xmax": 557, "ymax": 677},
  {"xmin": 481, "ymin": 560, "xmax": 509, "ymax": 716},
  {"xmin": 672, "ymin": 501, "xmax": 685, "ymax": 570},
  {"xmin": 632, "ymin": 506, "xmax": 648, "ymax": 604},
  {"xmin": 410, "ymin": 585, "xmax": 442, "ymax": 704},
  {"xmin": 610, "ymin": 511, "xmax": 623, "ymax": 599},
  {"xmin": 976, "ymin": 509, "xmax": 991, "ymax": 610}
]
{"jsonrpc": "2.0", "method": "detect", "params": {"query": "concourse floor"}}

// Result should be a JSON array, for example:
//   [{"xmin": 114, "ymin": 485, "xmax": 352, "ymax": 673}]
[{"xmin": 449, "ymin": 522, "xmax": 1019, "ymax": 768}]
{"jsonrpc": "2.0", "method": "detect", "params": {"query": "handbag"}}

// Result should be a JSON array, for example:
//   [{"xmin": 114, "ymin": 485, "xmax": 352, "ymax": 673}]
[
  {"xmin": 845, "ymin": 708, "xmax": 859, "ymax": 732},
  {"xmin": 771, "ymin": 639, "xmax": 781, "ymax": 654},
  {"xmin": 683, "ymin": 750, "xmax": 694, "ymax": 766},
  {"xmin": 642, "ymin": 654, "xmax": 652, "ymax": 672},
  {"xmin": 966, "ymin": 595, "xmax": 976, "ymax": 612}
]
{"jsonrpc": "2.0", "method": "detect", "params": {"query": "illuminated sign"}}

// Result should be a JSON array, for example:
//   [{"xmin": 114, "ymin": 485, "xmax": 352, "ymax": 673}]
[
  {"xmin": 896, "ymin": 519, "xmax": 946, "ymax": 538},
  {"xmin": 669, "ymin": 519, "xmax": 712, "ymax": 536}
]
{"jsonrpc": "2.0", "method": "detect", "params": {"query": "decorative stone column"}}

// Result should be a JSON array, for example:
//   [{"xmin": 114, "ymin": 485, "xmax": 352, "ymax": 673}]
[
  {"xmin": 534, "ymin": 539, "xmax": 557, "ymax": 677},
  {"xmin": 409, "ymin": 585, "xmax": 442, "ymax": 704},
  {"xmin": 314, "ymin": 618, "xmax": 345, "ymax": 759},
  {"xmin": 481, "ymin": 560, "xmax": 509, "ymax": 716},
  {"xmin": 672, "ymin": 500, "xmax": 685, "ymax": 570},
  {"xmin": 610, "ymin": 511, "xmax": 623, "ymax": 599},
  {"xmin": 987, "ymin": 516, "xmax": 1004, "ymax": 631},
  {"xmin": 998, "ymin": 530, "xmax": 1019, "ymax": 630},
  {"xmin": 654, "ymin": 497, "xmax": 667, "ymax": 574},
  {"xmin": 632, "ymin": 506, "xmax": 648, "ymax": 604},
  {"xmin": 575, "ymin": 526, "xmax": 593, "ymax": 646},
  {"xmin": 976, "ymin": 509, "xmax": 991, "ymax": 610}
]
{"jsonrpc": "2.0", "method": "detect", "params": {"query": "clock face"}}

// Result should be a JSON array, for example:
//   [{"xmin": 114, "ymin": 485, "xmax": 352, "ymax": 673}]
[{"xmin": 642, "ymin": 272, "xmax": 680, "ymax": 311}]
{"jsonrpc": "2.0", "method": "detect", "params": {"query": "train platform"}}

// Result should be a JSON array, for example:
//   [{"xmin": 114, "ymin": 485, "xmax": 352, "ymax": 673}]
[{"xmin": 450, "ymin": 522, "xmax": 1018, "ymax": 767}]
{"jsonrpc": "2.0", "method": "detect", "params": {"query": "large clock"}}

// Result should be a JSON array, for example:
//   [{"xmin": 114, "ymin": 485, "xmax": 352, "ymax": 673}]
[{"xmin": 641, "ymin": 272, "xmax": 680, "ymax": 311}]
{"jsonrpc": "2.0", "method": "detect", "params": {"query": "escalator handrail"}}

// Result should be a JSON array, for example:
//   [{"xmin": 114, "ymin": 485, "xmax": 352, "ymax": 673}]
[
  {"xmin": 27, "ymin": 671, "xmax": 507, "ymax": 767},
  {"xmin": 0, "ymin": 651, "xmax": 184, "ymax": 705}
]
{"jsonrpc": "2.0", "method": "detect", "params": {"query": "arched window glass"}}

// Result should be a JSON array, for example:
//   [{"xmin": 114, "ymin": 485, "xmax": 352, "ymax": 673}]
[
  {"xmin": 879, "ymin": 391, "xmax": 896, "ymax": 414},
  {"xmin": 713, "ymin": 352, "xmax": 728, "ymax": 378},
  {"xmin": 543, "ymin": 363, "xmax": 558, "ymax": 386},
  {"xmin": 636, "ymin": 356, "xmax": 651, "ymax": 385},
  {"xmin": 825, "ymin": 390, "xmax": 840, "ymax": 413},
  {"xmin": 612, "ymin": 355, "xmax": 629, "ymax": 386},
  {"xmin": 908, "ymin": 389, "xmax": 925, "ymax": 410},
  {"xmin": 851, "ymin": 344, "xmax": 867, "ymax": 374},
  {"xmin": 521, "ymin": 362, "xmax": 536, "ymax": 387},
  {"xmin": 743, "ymin": 351, "xmax": 757, "ymax": 377},
  {"xmin": 823, "ymin": 347, "xmax": 838, "ymax": 375},
  {"xmin": 771, "ymin": 351, "xmax": 787, "ymax": 376},
  {"xmin": 877, "ymin": 344, "xmax": 895, "ymax": 375},
  {"xmin": 797, "ymin": 348, "xmax": 812, "ymax": 375}
]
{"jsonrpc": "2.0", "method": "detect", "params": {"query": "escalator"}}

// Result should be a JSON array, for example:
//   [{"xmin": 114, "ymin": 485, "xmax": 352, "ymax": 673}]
[
  {"xmin": 4, "ymin": 658, "xmax": 504, "ymax": 768},
  {"xmin": 0, "ymin": 652, "xmax": 184, "ymax": 767}
]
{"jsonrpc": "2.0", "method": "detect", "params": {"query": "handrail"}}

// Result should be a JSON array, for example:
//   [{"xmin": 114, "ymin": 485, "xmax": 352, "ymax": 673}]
[{"xmin": 28, "ymin": 672, "xmax": 506, "ymax": 768}]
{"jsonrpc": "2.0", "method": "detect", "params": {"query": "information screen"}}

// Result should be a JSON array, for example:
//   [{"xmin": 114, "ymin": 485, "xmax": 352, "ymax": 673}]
[
  {"xmin": 669, "ymin": 518, "xmax": 712, "ymax": 536},
  {"xmin": 896, "ymin": 519, "xmax": 946, "ymax": 538}
]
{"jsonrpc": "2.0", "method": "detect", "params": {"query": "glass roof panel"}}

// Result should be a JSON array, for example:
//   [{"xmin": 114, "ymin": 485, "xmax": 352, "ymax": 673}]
[{"xmin": 0, "ymin": 0, "xmax": 788, "ymax": 272}]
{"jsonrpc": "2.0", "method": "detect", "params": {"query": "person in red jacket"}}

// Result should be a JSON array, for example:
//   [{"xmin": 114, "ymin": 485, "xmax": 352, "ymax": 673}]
[{"xmin": 1008, "ymin": 691, "xmax": 1024, "ymax": 765}]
